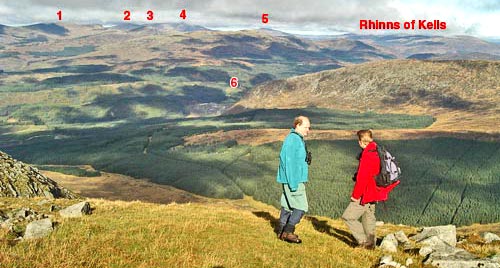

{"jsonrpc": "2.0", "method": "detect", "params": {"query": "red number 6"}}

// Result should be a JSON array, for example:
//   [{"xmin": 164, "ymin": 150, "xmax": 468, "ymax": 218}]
[{"xmin": 230, "ymin": 77, "xmax": 239, "ymax": 88}]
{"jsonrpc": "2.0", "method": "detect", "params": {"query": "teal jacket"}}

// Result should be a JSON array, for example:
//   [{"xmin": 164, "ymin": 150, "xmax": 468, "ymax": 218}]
[{"xmin": 276, "ymin": 128, "xmax": 308, "ymax": 191}]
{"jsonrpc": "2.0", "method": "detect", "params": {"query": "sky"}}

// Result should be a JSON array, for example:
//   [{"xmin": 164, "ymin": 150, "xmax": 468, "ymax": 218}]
[{"xmin": 0, "ymin": 0, "xmax": 498, "ymax": 37}]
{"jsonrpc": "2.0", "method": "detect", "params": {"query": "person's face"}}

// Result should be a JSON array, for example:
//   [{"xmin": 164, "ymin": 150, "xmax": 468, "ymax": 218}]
[
  {"xmin": 358, "ymin": 140, "xmax": 368, "ymax": 149},
  {"xmin": 296, "ymin": 119, "xmax": 311, "ymax": 137}
]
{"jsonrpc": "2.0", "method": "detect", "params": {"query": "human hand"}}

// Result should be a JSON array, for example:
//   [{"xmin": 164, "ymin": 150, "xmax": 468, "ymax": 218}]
[{"xmin": 351, "ymin": 197, "xmax": 360, "ymax": 202}]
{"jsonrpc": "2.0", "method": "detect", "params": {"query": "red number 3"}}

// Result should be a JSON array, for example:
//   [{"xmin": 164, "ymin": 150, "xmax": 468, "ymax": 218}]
[{"xmin": 147, "ymin": 10, "xmax": 154, "ymax": 20}]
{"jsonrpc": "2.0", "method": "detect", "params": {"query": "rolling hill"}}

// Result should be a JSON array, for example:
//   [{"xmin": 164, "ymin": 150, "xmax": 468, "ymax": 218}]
[{"xmin": 232, "ymin": 59, "xmax": 500, "ymax": 133}]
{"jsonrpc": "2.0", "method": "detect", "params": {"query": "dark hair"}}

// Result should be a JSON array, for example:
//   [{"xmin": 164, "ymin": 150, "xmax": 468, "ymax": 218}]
[{"xmin": 357, "ymin": 129, "xmax": 373, "ymax": 143}]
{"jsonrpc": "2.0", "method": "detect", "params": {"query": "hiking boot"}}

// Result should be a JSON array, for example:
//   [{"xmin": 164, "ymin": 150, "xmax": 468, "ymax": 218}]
[
  {"xmin": 364, "ymin": 234, "xmax": 375, "ymax": 250},
  {"xmin": 355, "ymin": 241, "xmax": 375, "ymax": 250},
  {"xmin": 362, "ymin": 242, "xmax": 375, "ymax": 250},
  {"xmin": 280, "ymin": 232, "xmax": 302, "ymax": 243}
]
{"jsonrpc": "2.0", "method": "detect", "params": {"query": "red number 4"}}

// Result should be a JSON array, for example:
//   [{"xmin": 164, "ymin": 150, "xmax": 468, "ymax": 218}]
[{"xmin": 180, "ymin": 9, "xmax": 187, "ymax": 20}]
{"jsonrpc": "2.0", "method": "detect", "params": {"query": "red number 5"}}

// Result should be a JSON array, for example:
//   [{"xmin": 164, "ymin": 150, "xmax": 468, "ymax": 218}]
[
  {"xmin": 262, "ymin": 14, "xmax": 269, "ymax": 24},
  {"xmin": 230, "ymin": 77, "xmax": 239, "ymax": 88}
]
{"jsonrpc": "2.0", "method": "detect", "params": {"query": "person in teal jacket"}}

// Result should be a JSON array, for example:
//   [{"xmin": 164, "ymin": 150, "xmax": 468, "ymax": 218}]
[{"xmin": 276, "ymin": 116, "xmax": 311, "ymax": 243}]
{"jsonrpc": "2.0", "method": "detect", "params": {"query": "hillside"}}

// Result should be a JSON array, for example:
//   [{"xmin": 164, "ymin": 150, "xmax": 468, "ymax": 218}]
[
  {"xmin": 232, "ymin": 60, "xmax": 500, "ymax": 133},
  {"xmin": 0, "ymin": 196, "xmax": 499, "ymax": 268}
]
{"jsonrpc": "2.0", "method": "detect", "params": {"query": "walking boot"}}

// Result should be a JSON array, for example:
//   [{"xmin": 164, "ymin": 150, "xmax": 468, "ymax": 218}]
[
  {"xmin": 280, "ymin": 224, "xmax": 302, "ymax": 243},
  {"xmin": 363, "ymin": 234, "xmax": 375, "ymax": 250},
  {"xmin": 280, "ymin": 232, "xmax": 302, "ymax": 243}
]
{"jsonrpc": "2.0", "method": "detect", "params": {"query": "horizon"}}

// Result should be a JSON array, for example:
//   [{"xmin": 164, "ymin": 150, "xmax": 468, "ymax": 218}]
[{"xmin": 0, "ymin": 0, "xmax": 498, "ymax": 38}]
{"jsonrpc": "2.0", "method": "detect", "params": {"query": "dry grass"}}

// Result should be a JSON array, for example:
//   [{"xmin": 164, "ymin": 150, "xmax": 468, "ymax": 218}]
[
  {"xmin": 0, "ymin": 196, "xmax": 498, "ymax": 268},
  {"xmin": 40, "ymin": 166, "xmax": 203, "ymax": 204}
]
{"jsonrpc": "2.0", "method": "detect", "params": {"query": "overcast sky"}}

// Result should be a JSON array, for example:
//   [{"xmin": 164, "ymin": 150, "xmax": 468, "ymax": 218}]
[{"xmin": 0, "ymin": 0, "xmax": 498, "ymax": 37}]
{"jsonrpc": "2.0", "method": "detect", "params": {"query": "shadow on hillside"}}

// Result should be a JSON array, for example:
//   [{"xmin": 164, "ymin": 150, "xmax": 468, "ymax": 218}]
[
  {"xmin": 306, "ymin": 216, "xmax": 357, "ymax": 247},
  {"xmin": 252, "ymin": 211, "xmax": 280, "ymax": 235}
]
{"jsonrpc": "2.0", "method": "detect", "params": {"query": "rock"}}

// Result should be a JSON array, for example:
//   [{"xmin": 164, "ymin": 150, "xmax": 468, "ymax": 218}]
[
  {"xmin": 0, "ymin": 218, "xmax": 14, "ymax": 230},
  {"xmin": 425, "ymin": 249, "xmax": 500, "ymax": 268},
  {"xmin": 380, "ymin": 233, "xmax": 399, "ymax": 252},
  {"xmin": 376, "ymin": 221, "xmax": 385, "ymax": 226},
  {"xmin": 380, "ymin": 255, "xmax": 393, "ymax": 265},
  {"xmin": 24, "ymin": 218, "xmax": 53, "ymax": 239},
  {"xmin": 49, "ymin": 205, "xmax": 60, "ymax": 212},
  {"xmin": 394, "ymin": 231, "xmax": 409, "ymax": 243},
  {"xmin": 481, "ymin": 232, "xmax": 500, "ymax": 243},
  {"xmin": 419, "ymin": 236, "xmax": 456, "ymax": 253},
  {"xmin": 59, "ymin": 202, "xmax": 91, "ymax": 218},
  {"xmin": 37, "ymin": 199, "xmax": 50, "ymax": 205},
  {"xmin": 419, "ymin": 246, "xmax": 433, "ymax": 257},
  {"xmin": 394, "ymin": 231, "xmax": 411, "ymax": 249},
  {"xmin": 405, "ymin": 258, "xmax": 413, "ymax": 266},
  {"xmin": 489, "ymin": 254, "xmax": 500, "ymax": 262},
  {"xmin": 411, "ymin": 225, "xmax": 457, "ymax": 247},
  {"xmin": 379, "ymin": 255, "xmax": 404, "ymax": 268}
]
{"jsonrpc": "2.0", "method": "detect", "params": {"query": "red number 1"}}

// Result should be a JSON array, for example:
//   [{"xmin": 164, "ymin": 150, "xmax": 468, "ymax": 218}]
[{"xmin": 57, "ymin": 10, "xmax": 62, "ymax": 20}]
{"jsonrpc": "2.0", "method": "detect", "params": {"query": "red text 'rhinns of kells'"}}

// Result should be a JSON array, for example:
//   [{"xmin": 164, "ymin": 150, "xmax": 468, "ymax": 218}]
[{"xmin": 360, "ymin": 20, "xmax": 447, "ymax": 30}]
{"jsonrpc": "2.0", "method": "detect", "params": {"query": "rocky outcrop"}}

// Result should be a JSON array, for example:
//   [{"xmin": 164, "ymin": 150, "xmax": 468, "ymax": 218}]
[
  {"xmin": 378, "ymin": 225, "xmax": 500, "ymax": 268},
  {"xmin": 0, "ymin": 151, "xmax": 76, "ymax": 198},
  {"xmin": 1, "ymin": 201, "xmax": 92, "ymax": 240}
]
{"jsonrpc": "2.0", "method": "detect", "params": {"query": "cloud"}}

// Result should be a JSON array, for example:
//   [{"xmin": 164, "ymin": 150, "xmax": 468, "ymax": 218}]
[{"xmin": 0, "ymin": 0, "xmax": 498, "ymax": 37}]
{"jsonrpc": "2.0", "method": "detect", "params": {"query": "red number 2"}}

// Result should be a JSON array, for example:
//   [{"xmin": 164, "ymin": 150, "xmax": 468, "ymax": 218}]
[
  {"xmin": 180, "ymin": 9, "xmax": 187, "ymax": 20},
  {"xmin": 124, "ymin": 10, "xmax": 131, "ymax": 21},
  {"xmin": 147, "ymin": 10, "xmax": 154, "ymax": 21}
]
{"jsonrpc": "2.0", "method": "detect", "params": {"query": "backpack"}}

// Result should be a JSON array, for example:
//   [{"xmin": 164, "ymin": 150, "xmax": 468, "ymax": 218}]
[{"xmin": 374, "ymin": 145, "xmax": 401, "ymax": 187}]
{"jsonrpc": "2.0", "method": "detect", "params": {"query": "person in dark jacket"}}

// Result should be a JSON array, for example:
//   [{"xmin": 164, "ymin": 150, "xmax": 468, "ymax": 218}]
[
  {"xmin": 276, "ymin": 116, "xmax": 311, "ymax": 243},
  {"xmin": 342, "ymin": 129, "xmax": 398, "ymax": 249}
]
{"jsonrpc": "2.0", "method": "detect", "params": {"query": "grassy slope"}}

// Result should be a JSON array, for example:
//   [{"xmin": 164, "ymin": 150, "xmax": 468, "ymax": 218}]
[{"xmin": 0, "ymin": 197, "xmax": 498, "ymax": 268}]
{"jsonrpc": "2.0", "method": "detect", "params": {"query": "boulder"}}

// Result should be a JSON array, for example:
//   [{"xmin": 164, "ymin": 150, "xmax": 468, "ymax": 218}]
[
  {"xmin": 481, "ymin": 232, "xmax": 500, "ymax": 243},
  {"xmin": 425, "ymin": 249, "xmax": 500, "ymax": 268},
  {"xmin": 24, "ymin": 218, "xmax": 53, "ymax": 239},
  {"xmin": 394, "ymin": 231, "xmax": 411, "ymax": 249},
  {"xmin": 419, "ymin": 235, "xmax": 456, "ymax": 253},
  {"xmin": 411, "ymin": 225, "xmax": 457, "ymax": 247},
  {"xmin": 379, "ymin": 255, "xmax": 406, "ymax": 268},
  {"xmin": 59, "ymin": 202, "xmax": 91, "ymax": 218},
  {"xmin": 380, "ymin": 233, "xmax": 398, "ymax": 252},
  {"xmin": 419, "ymin": 246, "xmax": 434, "ymax": 256}
]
